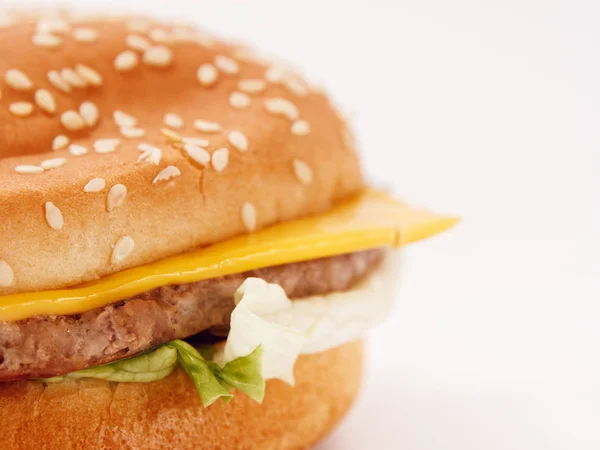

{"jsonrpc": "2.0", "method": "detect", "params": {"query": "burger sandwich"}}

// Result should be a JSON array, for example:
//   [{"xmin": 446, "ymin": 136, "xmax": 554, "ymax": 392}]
[{"xmin": 0, "ymin": 10, "xmax": 457, "ymax": 450}]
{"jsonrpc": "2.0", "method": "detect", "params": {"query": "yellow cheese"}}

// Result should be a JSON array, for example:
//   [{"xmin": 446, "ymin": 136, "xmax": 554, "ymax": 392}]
[{"xmin": 0, "ymin": 190, "xmax": 458, "ymax": 321}]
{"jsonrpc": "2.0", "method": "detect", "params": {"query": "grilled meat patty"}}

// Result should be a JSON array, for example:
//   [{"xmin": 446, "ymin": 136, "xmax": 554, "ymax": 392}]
[{"xmin": 0, "ymin": 249, "xmax": 384, "ymax": 381}]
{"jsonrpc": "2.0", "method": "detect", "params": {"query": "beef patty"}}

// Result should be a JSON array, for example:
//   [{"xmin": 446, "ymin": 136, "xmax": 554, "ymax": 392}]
[{"xmin": 0, "ymin": 249, "xmax": 384, "ymax": 381}]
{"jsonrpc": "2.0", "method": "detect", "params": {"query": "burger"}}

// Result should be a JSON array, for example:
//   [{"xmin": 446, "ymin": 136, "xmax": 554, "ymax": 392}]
[{"xmin": 0, "ymin": 10, "xmax": 457, "ymax": 450}]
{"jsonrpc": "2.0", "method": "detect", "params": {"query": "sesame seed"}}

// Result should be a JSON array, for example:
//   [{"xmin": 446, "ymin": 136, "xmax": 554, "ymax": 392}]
[
  {"xmin": 52, "ymin": 135, "xmax": 70, "ymax": 151},
  {"xmin": 35, "ymin": 89, "xmax": 56, "ymax": 114},
  {"xmin": 61, "ymin": 68, "xmax": 87, "ymax": 88},
  {"xmin": 161, "ymin": 128, "xmax": 181, "ymax": 142},
  {"xmin": 76, "ymin": 64, "xmax": 102, "ymax": 86},
  {"xmin": 45, "ymin": 202, "xmax": 64, "ymax": 230},
  {"xmin": 114, "ymin": 51, "xmax": 139, "ymax": 72},
  {"xmin": 149, "ymin": 28, "xmax": 170, "ymax": 43},
  {"xmin": 106, "ymin": 184, "xmax": 127, "ymax": 212},
  {"xmin": 228, "ymin": 131, "xmax": 248, "ymax": 152},
  {"xmin": 5, "ymin": 69, "xmax": 33, "ymax": 91},
  {"xmin": 229, "ymin": 92, "xmax": 251, "ymax": 109},
  {"xmin": 32, "ymin": 32, "xmax": 62, "ymax": 48},
  {"xmin": 265, "ymin": 66, "xmax": 285, "ymax": 83},
  {"xmin": 233, "ymin": 47, "xmax": 270, "ymax": 65},
  {"xmin": 48, "ymin": 70, "xmax": 71, "ymax": 93},
  {"xmin": 197, "ymin": 64, "xmax": 218, "ymax": 86},
  {"xmin": 9, "ymin": 102, "xmax": 34, "ymax": 117},
  {"xmin": 293, "ymin": 159, "xmax": 313, "ymax": 185},
  {"xmin": 193, "ymin": 119, "xmax": 221, "ymax": 133},
  {"xmin": 211, "ymin": 148, "xmax": 229, "ymax": 172},
  {"xmin": 195, "ymin": 35, "xmax": 215, "ymax": 48},
  {"xmin": 137, "ymin": 144, "xmax": 162, "ymax": 165},
  {"xmin": 241, "ymin": 202, "xmax": 257, "ymax": 232},
  {"xmin": 283, "ymin": 78, "xmax": 309, "ymax": 97},
  {"xmin": 127, "ymin": 18, "xmax": 151, "ymax": 33},
  {"xmin": 238, "ymin": 79, "xmax": 266, "ymax": 94},
  {"xmin": 143, "ymin": 46, "xmax": 173, "ymax": 68},
  {"xmin": 0, "ymin": 260, "xmax": 14, "ymax": 287},
  {"xmin": 183, "ymin": 143, "xmax": 210, "ymax": 166},
  {"xmin": 36, "ymin": 17, "xmax": 70, "ymax": 34},
  {"xmin": 94, "ymin": 138, "xmax": 120, "ymax": 154},
  {"xmin": 172, "ymin": 27, "xmax": 199, "ymax": 43},
  {"xmin": 182, "ymin": 137, "xmax": 209, "ymax": 147},
  {"xmin": 215, "ymin": 55, "xmax": 239, "ymax": 75},
  {"xmin": 41, "ymin": 158, "xmax": 67, "ymax": 170},
  {"xmin": 112, "ymin": 236, "xmax": 135, "ymax": 264},
  {"xmin": 264, "ymin": 97, "xmax": 299, "ymax": 120},
  {"xmin": 291, "ymin": 120, "xmax": 310, "ymax": 136},
  {"xmin": 68, "ymin": 144, "xmax": 88, "ymax": 156},
  {"xmin": 72, "ymin": 27, "xmax": 98, "ymax": 43},
  {"xmin": 126, "ymin": 34, "xmax": 151, "ymax": 52},
  {"xmin": 153, "ymin": 166, "xmax": 181, "ymax": 184},
  {"xmin": 164, "ymin": 113, "xmax": 184, "ymax": 129},
  {"xmin": 113, "ymin": 110, "xmax": 137, "ymax": 128},
  {"xmin": 120, "ymin": 127, "xmax": 145, "ymax": 138},
  {"xmin": 84, "ymin": 178, "xmax": 106, "ymax": 192},
  {"xmin": 15, "ymin": 165, "xmax": 44, "ymax": 174},
  {"xmin": 79, "ymin": 102, "xmax": 99, "ymax": 127}
]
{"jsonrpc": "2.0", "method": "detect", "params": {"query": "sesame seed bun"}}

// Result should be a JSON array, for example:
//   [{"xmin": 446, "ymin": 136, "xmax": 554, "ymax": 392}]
[
  {"xmin": 0, "ymin": 340, "xmax": 363, "ymax": 450},
  {"xmin": 0, "ymin": 12, "xmax": 362, "ymax": 295}
]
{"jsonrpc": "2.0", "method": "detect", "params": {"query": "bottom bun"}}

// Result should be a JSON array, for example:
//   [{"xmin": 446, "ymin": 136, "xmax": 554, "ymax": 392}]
[{"xmin": 0, "ymin": 341, "xmax": 364, "ymax": 450}]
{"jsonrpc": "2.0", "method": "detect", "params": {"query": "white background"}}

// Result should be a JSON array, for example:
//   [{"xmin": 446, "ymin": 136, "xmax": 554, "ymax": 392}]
[{"xmin": 13, "ymin": 1, "xmax": 600, "ymax": 449}]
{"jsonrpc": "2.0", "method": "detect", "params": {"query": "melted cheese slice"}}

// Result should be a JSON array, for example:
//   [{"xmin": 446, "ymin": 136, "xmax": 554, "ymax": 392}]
[{"xmin": 0, "ymin": 190, "xmax": 458, "ymax": 321}]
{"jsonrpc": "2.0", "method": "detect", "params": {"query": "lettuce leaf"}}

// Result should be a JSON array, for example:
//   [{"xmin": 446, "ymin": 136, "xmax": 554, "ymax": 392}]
[
  {"xmin": 165, "ymin": 339, "xmax": 232, "ymax": 407},
  {"xmin": 41, "ymin": 340, "xmax": 264, "ymax": 408},
  {"xmin": 42, "ymin": 345, "xmax": 178, "ymax": 383},
  {"xmin": 219, "ymin": 278, "xmax": 309, "ymax": 385},
  {"xmin": 215, "ymin": 251, "xmax": 400, "ymax": 385},
  {"xmin": 210, "ymin": 345, "xmax": 265, "ymax": 403}
]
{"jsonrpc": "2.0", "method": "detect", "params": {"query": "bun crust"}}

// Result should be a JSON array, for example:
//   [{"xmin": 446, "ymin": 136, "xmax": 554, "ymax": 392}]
[
  {"xmin": 0, "ymin": 13, "xmax": 363, "ymax": 295},
  {"xmin": 0, "ymin": 341, "xmax": 363, "ymax": 450}
]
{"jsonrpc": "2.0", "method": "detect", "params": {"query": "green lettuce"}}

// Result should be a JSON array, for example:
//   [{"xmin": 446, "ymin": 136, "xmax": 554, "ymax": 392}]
[
  {"xmin": 41, "ymin": 340, "xmax": 264, "ymax": 408},
  {"xmin": 209, "ymin": 345, "xmax": 264, "ymax": 403},
  {"xmin": 215, "ymin": 253, "xmax": 400, "ymax": 385},
  {"xmin": 42, "ymin": 345, "xmax": 178, "ymax": 383}
]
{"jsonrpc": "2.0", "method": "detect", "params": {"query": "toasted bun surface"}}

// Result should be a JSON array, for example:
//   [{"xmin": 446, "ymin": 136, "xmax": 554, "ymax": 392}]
[
  {"xmin": 0, "ymin": 341, "xmax": 363, "ymax": 450},
  {"xmin": 0, "ymin": 12, "xmax": 363, "ymax": 295}
]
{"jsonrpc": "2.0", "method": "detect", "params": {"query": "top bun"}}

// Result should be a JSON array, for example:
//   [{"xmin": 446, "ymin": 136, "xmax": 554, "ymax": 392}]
[{"xmin": 0, "ymin": 11, "xmax": 363, "ymax": 295}]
